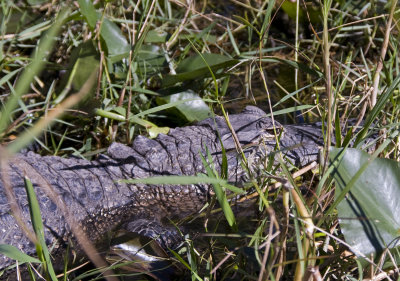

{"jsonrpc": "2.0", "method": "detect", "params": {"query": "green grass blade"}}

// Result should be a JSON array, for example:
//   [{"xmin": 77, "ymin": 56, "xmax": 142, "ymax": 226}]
[
  {"xmin": 24, "ymin": 177, "xmax": 58, "ymax": 281},
  {"xmin": 169, "ymin": 249, "xmax": 203, "ymax": 281},
  {"xmin": 0, "ymin": 244, "xmax": 41, "ymax": 264},
  {"xmin": 354, "ymin": 74, "xmax": 400, "ymax": 146},
  {"xmin": 120, "ymin": 175, "xmax": 244, "ymax": 194},
  {"xmin": 200, "ymin": 149, "xmax": 237, "ymax": 230},
  {"xmin": 0, "ymin": 8, "xmax": 70, "ymax": 134}
]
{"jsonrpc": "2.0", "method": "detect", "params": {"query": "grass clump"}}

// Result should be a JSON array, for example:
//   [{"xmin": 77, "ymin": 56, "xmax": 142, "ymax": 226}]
[{"xmin": 0, "ymin": 0, "xmax": 400, "ymax": 280}]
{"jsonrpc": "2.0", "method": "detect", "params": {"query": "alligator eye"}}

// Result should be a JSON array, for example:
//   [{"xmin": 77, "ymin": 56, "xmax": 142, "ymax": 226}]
[{"xmin": 256, "ymin": 119, "xmax": 273, "ymax": 130}]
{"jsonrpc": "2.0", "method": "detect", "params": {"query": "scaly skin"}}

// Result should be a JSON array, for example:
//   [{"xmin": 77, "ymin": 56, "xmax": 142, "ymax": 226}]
[{"xmin": 0, "ymin": 106, "xmax": 323, "ymax": 273}]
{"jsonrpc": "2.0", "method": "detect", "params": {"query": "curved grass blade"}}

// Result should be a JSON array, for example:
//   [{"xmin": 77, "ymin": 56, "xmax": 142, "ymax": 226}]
[
  {"xmin": 0, "ymin": 8, "xmax": 70, "ymax": 135},
  {"xmin": 354, "ymin": 74, "xmax": 400, "ymax": 146},
  {"xmin": 0, "ymin": 244, "xmax": 41, "ymax": 264},
  {"xmin": 24, "ymin": 177, "xmax": 57, "ymax": 281},
  {"xmin": 120, "ymin": 175, "xmax": 243, "ymax": 194},
  {"xmin": 201, "ymin": 147, "xmax": 238, "ymax": 230}
]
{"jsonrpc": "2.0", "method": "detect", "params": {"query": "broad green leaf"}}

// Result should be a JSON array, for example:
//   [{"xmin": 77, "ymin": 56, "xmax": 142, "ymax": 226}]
[
  {"xmin": 162, "ymin": 54, "xmax": 238, "ymax": 87},
  {"xmin": 95, "ymin": 109, "xmax": 169, "ymax": 138},
  {"xmin": 112, "ymin": 106, "xmax": 126, "ymax": 116},
  {"xmin": 0, "ymin": 244, "xmax": 41, "ymax": 264},
  {"xmin": 263, "ymin": 58, "xmax": 323, "ymax": 78},
  {"xmin": 176, "ymin": 53, "xmax": 234, "ymax": 73},
  {"xmin": 136, "ymin": 97, "xmax": 210, "ymax": 119},
  {"xmin": 136, "ymin": 45, "xmax": 166, "ymax": 74},
  {"xmin": 281, "ymin": 1, "xmax": 321, "ymax": 24},
  {"xmin": 100, "ymin": 18, "xmax": 130, "ymax": 61},
  {"xmin": 55, "ymin": 40, "xmax": 100, "ymax": 107},
  {"xmin": 0, "ymin": 10, "xmax": 37, "ymax": 35},
  {"xmin": 77, "ymin": 0, "xmax": 130, "ymax": 61},
  {"xmin": 145, "ymin": 29, "xmax": 168, "ymax": 43},
  {"xmin": 330, "ymin": 148, "xmax": 400, "ymax": 257},
  {"xmin": 77, "ymin": 0, "xmax": 97, "ymax": 28},
  {"xmin": 156, "ymin": 90, "xmax": 211, "ymax": 122}
]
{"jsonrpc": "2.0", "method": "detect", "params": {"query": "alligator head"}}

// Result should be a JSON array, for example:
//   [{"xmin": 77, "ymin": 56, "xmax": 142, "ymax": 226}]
[{"xmin": 195, "ymin": 105, "xmax": 283, "ymax": 150}]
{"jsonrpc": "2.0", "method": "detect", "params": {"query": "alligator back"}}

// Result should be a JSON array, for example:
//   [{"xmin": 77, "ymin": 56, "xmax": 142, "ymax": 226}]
[{"xmin": 0, "ymin": 106, "xmax": 323, "ymax": 274}]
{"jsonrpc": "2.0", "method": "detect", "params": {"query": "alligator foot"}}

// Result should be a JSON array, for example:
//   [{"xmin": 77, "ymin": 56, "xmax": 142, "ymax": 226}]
[{"xmin": 106, "ymin": 219, "xmax": 185, "ymax": 280}]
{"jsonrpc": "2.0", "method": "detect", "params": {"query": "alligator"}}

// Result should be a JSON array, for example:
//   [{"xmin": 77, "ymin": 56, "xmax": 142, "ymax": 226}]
[{"xmin": 0, "ymin": 106, "xmax": 327, "ymax": 277}]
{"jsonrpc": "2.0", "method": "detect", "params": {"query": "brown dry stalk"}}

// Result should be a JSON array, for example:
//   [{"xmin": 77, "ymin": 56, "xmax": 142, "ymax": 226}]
[
  {"xmin": 0, "ymin": 149, "xmax": 38, "ymax": 245},
  {"xmin": 239, "ymin": 161, "xmax": 318, "ymax": 202},
  {"xmin": 10, "ymin": 159, "xmax": 118, "ymax": 281},
  {"xmin": 166, "ymin": 0, "xmax": 193, "ymax": 50},
  {"xmin": 322, "ymin": 5, "xmax": 332, "ymax": 176},
  {"xmin": 370, "ymin": 0, "xmax": 398, "ymax": 107},
  {"xmin": 138, "ymin": 0, "xmax": 157, "ymax": 39},
  {"xmin": 258, "ymin": 207, "xmax": 278, "ymax": 281},
  {"xmin": 2, "ymin": 70, "xmax": 119, "ymax": 281},
  {"xmin": 7, "ymin": 71, "xmax": 98, "ymax": 154}
]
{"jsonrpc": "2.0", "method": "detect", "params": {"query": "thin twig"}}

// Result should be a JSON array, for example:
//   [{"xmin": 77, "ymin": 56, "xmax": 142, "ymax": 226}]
[
  {"xmin": 166, "ymin": 0, "xmax": 193, "ymax": 50},
  {"xmin": 370, "ymin": 0, "xmax": 398, "ymax": 107},
  {"xmin": 322, "ymin": 1, "xmax": 333, "ymax": 176}
]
